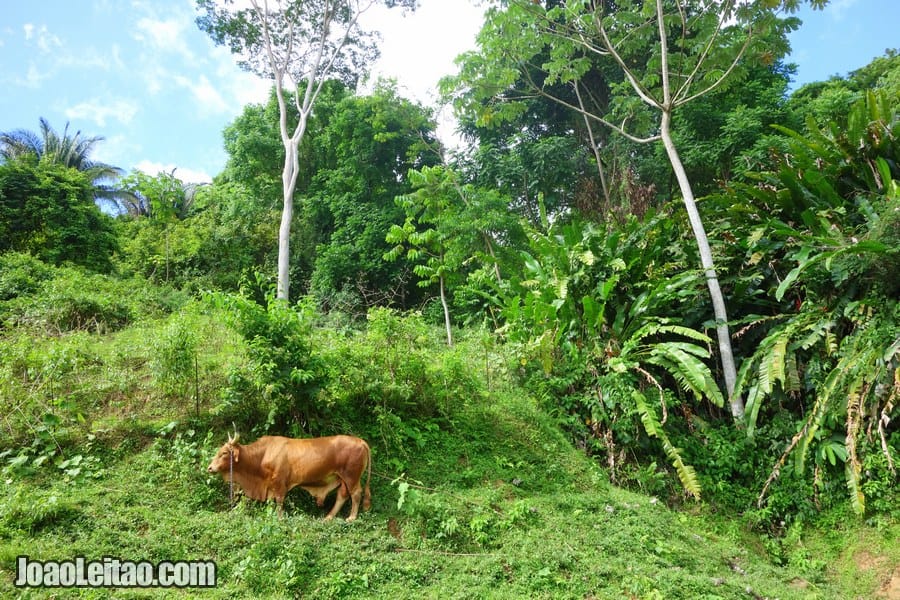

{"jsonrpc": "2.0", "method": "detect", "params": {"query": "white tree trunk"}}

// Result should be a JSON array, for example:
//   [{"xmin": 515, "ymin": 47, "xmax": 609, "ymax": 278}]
[
  {"xmin": 277, "ymin": 157, "xmax": 295, "ymax": 301},
  {"xmin": 440, "ymin": 274, "xmax": 453, "ymax": 347},
  {"xmin": 273, "ymin": 80, "xmax": 309, "ymax": 301},
  {"xmin": 659, "ymin": 108, "xmax": 743, "ymax": 419}
]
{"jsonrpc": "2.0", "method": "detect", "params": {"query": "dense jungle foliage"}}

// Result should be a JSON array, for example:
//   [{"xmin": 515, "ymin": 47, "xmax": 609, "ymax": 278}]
[{"xmin": 0, "ymin": 1, "xmax": 897, "ymax": 597}]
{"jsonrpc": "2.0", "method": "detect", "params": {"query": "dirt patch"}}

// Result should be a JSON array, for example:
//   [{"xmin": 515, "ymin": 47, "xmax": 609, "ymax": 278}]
[
  {"xmin": 788, "ymin": 577, "xmax": 810, "ymax": 590},
  {"xmin": 879, "ymin": 565, "xmax": 900, "ymax": 600},
  {"xmin": 855, "ymin": 550, "xmax": 900, "ymax": 600},
  {"xmin": 857, "ymin": 551, "xmax": 887, "ymax": 572}
]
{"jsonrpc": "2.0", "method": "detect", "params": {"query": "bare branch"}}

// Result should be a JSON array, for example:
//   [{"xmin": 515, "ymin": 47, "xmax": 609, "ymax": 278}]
[
  {"xmin": 518, "ymin": 66, "xmax": 660, "ymax": 144},
  {"xmin": 589, "ymin": 8, "xmax": 662, "ymax": 109},
  {"xmin": 573, "ymin": 80, "xmax": 610, "ymax": 205}
]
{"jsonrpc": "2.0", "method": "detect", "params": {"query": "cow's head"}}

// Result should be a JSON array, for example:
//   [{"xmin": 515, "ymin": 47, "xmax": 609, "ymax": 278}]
[{"xmin": 207, "ymin": 432, "xmax": 241, "ymax": 474}]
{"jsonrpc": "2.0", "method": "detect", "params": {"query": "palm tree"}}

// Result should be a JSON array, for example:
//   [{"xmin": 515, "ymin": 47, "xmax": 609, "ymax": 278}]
[
  {"xmin": 117, "ymin": 168, "xmax": 206, "ymax": 219},
  {"xmin": 0, "ymin": 117, "xmax": 130, "ymax": 208}
]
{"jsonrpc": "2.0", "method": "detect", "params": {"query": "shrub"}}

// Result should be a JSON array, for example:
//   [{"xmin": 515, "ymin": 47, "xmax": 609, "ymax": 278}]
[
  {"xmin": 150, "ymin": 311, "xmax": 198, "ymax": 401},
  {"xmin": 316, "ymin": 308, "xmax": 486, "ymax": 454},
  {"xmin": 2, "ymin": 264, "xmax": 187, "ymax": 333},
  {"xmin": 208, "ymin": 291, "xmax": 325, "ymax": 437},
  {"xmin": 0, "ymin": 252, "xmax": 53, "ymax": 301}
]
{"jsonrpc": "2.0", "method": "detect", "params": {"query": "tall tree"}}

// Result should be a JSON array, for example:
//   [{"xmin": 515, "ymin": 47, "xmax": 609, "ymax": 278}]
[
  {"xmin": 216, "ymin": 81, "xmax": 439, "ymax": 306},
  {"xmin": 117, "ymin": 168, "xmax": 204, "ymax": 219},
  {"xmin": 196, "ymin": 0, "xmax": 417, "ymax": 301},
  {"xmin": 115, "ymin": 169, "xmax": 207, "ymax": 283},
  {"xmin": 447, "ymin": 0, "xmax": 816, "ymax": 419},
  {"xmin": 305, "ymin": 82, "xmax": 439, "ymax": 309},
  {"xmin": 0, "ymin": 156, "xmax": 118, "ymax": 272},
  {"xmin": 385, "ymin": 164, "xmax": 516, "ymax": 345},
  {"xmin": 0, "ymin": 118, "xmax": 127, "ymax": 207}
]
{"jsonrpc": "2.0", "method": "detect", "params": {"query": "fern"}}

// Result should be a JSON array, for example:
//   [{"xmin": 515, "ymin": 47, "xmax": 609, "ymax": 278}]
[
  {"xmin": 648, "ymin": 342, "xmax": 719, "ymax": 404},
  {"xmin": 633, "ymin": 390, "xmax": 701, "ymax": 499}
]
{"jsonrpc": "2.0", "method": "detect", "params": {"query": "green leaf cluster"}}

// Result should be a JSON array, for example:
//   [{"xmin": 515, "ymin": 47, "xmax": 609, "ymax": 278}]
[{"xmin": 717, "ymin": 91, "xmax": 899, "ymax": 515}]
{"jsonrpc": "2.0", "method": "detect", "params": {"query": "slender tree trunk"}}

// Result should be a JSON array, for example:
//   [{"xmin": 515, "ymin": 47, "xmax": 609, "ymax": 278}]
[
  {"xmin": 439, "ymin": 274, "xmax": 453, "ymax": 347},
  {"xmin": 482, "ymin": 234, "xmax": 503, "ymax": 283},
  {"xmin": 659, "ymin": 108, "xmax": 742, "ymax": 419},
  {"xmin": 277, "ymin": 160, "xmax": 294, "ymax": 301},
  {"xmin": 274, "ymin": 86, "xmax": 309, "ymax": 301},
  {"xmin": 574, "ymin": 82, "xmax": 611, "ymax": 208}
]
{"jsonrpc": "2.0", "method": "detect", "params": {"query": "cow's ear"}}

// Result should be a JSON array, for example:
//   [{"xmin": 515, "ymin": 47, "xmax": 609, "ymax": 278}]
[{"xmin": 232, "ymin": 445, "xmax": 240, "ymax": 463}]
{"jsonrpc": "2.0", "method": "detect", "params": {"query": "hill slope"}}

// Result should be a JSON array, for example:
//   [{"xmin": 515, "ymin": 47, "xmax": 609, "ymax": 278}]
[{"xmin": 3, "ymin": 387, "xmax": 891, "ymax": 598}]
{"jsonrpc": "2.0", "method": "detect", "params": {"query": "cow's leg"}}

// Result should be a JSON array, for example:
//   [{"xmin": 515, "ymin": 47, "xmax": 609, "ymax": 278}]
[
  {"xmin": 270, "ymin": 485, "xmax": 287, "ymax": 518},
  {"xmin": 325, "ymin": 483, "xmax": 349, "ymax": 521},
  {"xmin": 347, "ymin": 482, "xmax": 363, "ymax": 521}
]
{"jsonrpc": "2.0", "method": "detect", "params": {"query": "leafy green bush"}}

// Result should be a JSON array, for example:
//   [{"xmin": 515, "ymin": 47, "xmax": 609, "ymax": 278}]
[
  {"xmin": 496, "ymin": 214, "xmax": 723, "ymax": 499},
  {"xmin": 316, "ymin": 307, "xmax": 486, "ymax": 455},
  {"xmin": 150, "ymin": 311, "xmax": 198, "ymax": 401},
  {"xmin": 716, "ymin": 91, "xmax": 899, "ymax": 518},
  {"xmin": 0, "ymin": 486, "xmax": 83, "ymax": 536},
  {"xmin": 0, "ymin": 252, "xmax": 53, "ymax": 300},
  {"xmin": 1, "ymin": 260, "xmax": 188, "ymax": 333},
  {"xmin": 208, "ymin": 291, "xmax": 325, "ymax": 436},
  {"xmin": 0, "ymin": 157, "xmax": 118, "ymax": 272}
]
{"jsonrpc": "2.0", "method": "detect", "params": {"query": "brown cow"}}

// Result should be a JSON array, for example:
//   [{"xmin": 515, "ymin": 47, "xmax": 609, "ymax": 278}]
[{"xmin": 207, "ymin": 433, "xmax": 372, "ymax": 520}]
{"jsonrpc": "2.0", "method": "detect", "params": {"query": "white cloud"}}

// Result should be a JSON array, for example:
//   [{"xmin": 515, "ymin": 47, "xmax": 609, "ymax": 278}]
[
  {"xmin": 827, "ymin": 0, "xmax": 860, "ymax": 21},
  {"xmin": 90, "ymin": 134, "xmax": 143, "ymax": 170},
  {"xmin": 135, "ymin": 160, "xmax": 212, "ymax": 184},
  {"xmin": 64, "ymin": 98, "xmax": 140, "ymax": 127},
  {"xmin": 133, "ymin": 16, "xmax": 195, "ymax": 61},
  {"xmin": 359, "ymin": 1, "xmax": 485, "ymax": 106},
  {"xmin": 23, "ymin": 23, "xmax": 62, "ymax": 53},
  {"xmin": 20, "ymin": 63, "xmax": 49, "ymax": 88},
  {"xmin": 58, "ymin": 47, "xmax": 118, "ymax": 72},
  {"xmin": 232, "ymin": 71, "xmax": 273, "ymax": 107},
  {"xmin": 174, "ymin": 74, "xmax": 231, "ymax": 114}
]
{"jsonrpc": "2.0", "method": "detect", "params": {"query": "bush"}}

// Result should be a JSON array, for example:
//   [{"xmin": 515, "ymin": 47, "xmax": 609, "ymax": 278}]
[
  {"xmin": 208, "ymin": 292, "xmax": 325, "ymax": 437},
  {"xmin": 316, "ymin": 308, "xmax": 487, "ymax": 452},
  {"xmin": 150, "ymin": 311, "xmax": 198, "ymax": 401},
  {"xmin": 0, "ymin": 252, "xmax": 54, "ymax": 301},
  {"xmin": 1, "ymin": 263, "xmax": 188, "ymax": 333}
]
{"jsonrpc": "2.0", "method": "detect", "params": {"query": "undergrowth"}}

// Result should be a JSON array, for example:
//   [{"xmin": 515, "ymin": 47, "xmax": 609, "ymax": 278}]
[
  {"xmin": 0, "ymin": 277, "xmax": 896, "ymax": 597},
  {"xmin": 4, "ymin": 393, "xmax": 887, "ymax": 599}
]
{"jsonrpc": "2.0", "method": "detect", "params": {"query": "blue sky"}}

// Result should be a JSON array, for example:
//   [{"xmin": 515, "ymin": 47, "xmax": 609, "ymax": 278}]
[{"xmin": 0, "ymin": 0, "xmax": 896, "ymax": 184}]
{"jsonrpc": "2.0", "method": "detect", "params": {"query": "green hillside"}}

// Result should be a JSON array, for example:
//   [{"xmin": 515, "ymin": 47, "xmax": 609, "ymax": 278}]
[{"xmin": 0, "ymin": 295, "xmax": 896, "ymax": 598}]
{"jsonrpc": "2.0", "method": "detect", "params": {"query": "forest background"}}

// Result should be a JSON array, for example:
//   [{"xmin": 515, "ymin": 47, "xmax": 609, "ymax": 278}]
[{"xmin": 0, "ymin": 1, "xmax": 897, "ymax": 597}]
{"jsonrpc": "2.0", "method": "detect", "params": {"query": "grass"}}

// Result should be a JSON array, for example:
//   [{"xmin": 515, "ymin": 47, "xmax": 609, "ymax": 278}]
[
  {"xmin": 2, "ymin": 389, "xmax": 895, "ymax": 599},
  {"xmin": 0, "ymin": 303, "xmax": 896, "ymax": 598}
]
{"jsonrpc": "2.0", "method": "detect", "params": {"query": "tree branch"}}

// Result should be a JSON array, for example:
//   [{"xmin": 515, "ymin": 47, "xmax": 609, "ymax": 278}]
[
  {"xmin": 518, "ymin": 66, "xmax": 660, "ymax": 144},
  {"xmin": 589, "ymin": 8, "xmax": 662, "ymax": 110}
]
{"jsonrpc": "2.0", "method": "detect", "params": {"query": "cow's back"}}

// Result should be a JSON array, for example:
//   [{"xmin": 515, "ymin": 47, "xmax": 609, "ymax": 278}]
[{"xmin": 255, "ymin": 435, "xmax": 367, "ymax": 485}]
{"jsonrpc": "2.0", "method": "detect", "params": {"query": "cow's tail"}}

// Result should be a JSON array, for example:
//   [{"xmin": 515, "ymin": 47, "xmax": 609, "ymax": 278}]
[{"xmin": 363, "ymin": 441, "xmax": 372, "ymax": 511}]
